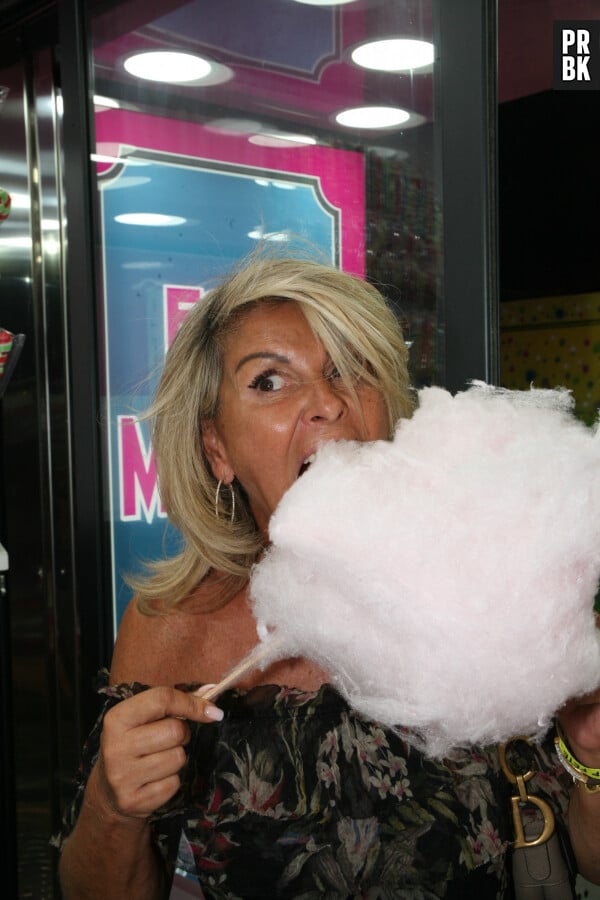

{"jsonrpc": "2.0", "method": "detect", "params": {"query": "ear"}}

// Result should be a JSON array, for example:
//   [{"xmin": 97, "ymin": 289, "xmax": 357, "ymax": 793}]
[{"xmin": 201, "ymin": 420, "xmax": 235, "ymax": 484}]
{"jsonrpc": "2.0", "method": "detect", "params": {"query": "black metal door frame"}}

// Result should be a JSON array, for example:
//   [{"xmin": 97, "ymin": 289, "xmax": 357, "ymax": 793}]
[
  {"xmin": 434, "ymin": 0, "xmax": 500, "ymax": 392},
  {"xmin": 1, "ymin": 3, "xmax": 112, "ymax": 895}
]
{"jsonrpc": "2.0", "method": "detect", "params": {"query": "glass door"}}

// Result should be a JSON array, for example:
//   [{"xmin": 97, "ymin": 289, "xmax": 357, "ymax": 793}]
[
  {"xmin": 0, "ymin": 1, "xmax": 501, "ymax": 896},
  {"xmin": 0, "ymin": 25, "xmax": 76, "ymax": 899},
  {"xmin": 86, "ymin": 0, "xmax": 444, "ymax": 628}
]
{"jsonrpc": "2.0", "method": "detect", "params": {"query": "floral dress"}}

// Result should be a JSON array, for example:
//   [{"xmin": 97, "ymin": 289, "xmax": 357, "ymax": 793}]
[{"xmin": 55, "ymin": 675, "xmax": 574, "ymax": 899}]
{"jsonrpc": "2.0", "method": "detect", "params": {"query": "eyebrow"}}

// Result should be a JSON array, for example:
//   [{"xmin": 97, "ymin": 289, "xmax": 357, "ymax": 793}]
[{"xmin": 234, "ymin": 352, "xmax": 290, "ymax": 373}]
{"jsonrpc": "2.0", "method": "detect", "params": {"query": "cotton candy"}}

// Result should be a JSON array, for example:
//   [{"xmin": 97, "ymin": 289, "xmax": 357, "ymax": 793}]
[{"xmin": 248, "ymin": 382, "xmax": 600, "ymax": 758}]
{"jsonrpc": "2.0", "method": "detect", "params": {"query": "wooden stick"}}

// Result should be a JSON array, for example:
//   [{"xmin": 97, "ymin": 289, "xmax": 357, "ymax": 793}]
[{"xmin": 200, "ymin": 638, "xmax": 283, "ymax": 701}]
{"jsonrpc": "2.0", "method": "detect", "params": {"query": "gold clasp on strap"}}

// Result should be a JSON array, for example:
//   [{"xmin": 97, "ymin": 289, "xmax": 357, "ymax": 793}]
[{"xmin": 498, "ymin": 736, "xmax": 556, "ymax": 849}]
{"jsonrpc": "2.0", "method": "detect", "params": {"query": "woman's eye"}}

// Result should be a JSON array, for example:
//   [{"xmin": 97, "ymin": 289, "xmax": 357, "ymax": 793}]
[
  {"xmin": 249, "ymin": 370, "xmax": 285, "ymax": 392},
  {"xmin": 325, "ymin": 364, "xmax": 342, "ymax": 382}
]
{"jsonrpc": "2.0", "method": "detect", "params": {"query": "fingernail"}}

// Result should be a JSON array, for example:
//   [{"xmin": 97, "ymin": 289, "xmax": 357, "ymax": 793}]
[{"xmin": 205, "ymin": 704, "xmax": 224, "ymax": 722}]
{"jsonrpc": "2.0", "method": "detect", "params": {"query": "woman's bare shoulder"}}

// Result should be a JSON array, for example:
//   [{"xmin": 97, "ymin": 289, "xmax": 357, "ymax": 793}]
[
  {"xmin": 109, "ymin": 588, "xmax": 330, "ymax": 692},
  {"xmin": 108, "ymin": 584, "xmax": 260, "ymax": 687},
  {"xmin": 109, "ymin": 596, "xmax": 205, "ymax": 686}
]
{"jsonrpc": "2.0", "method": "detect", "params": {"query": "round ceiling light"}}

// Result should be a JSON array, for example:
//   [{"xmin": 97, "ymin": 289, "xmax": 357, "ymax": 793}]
[
  {"xmin": 115, "ymin": 213, "xmax": 186, "ymax": 227},
  {"xmin": 248, "ymin": 131, "xmax": 317, "ymax": 148},
  {"xmin": 335, "ymin": 106, "xmax": 411, "ymax": 129},
  {"xmin": 292, "ymin": 1, "xmax": 359, "ymax": 6},
  {"xmin": 248, "ymin": 229, "xmax": 289, "ymax": 241},
  {"xmin": 93, "ymin": 95, "xmax": 120, "ymax": 110},
  {"xmin": 123, "ymin": 51, "xmax": 212, "ymax": 84},
  {"xmin": 351, "ymin": 38, "xmax": 434, "ymax": 72}
]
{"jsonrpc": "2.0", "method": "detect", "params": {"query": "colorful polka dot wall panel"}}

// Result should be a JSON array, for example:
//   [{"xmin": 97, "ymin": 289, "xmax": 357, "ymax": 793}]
[{"xmin": 501, "ymin": 293, "xmax": 600, "ymax": 425}]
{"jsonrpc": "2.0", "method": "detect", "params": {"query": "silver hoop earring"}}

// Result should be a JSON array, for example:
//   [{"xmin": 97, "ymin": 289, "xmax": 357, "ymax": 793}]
[{"xmin": 215, "ymin": 479, "xmax": 236, "ymax": 523}]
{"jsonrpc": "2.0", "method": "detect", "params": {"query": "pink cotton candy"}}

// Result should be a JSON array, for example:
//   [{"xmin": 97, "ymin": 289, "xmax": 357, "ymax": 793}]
[{"xmin": 249, "ymin": 382, "xmax": 600, "ymax": 758}]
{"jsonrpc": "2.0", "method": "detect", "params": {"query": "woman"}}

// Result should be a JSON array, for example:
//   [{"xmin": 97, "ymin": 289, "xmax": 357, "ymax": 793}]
[{"xmin": 56, "ymin": 256, "xmax": 600, "ymax": 898}]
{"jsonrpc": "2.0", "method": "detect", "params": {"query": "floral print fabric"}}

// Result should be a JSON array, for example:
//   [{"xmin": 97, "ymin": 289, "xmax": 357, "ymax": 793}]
[{"xmin": 57, "ymin": 675, "xmax": 573, "ymax": 899}]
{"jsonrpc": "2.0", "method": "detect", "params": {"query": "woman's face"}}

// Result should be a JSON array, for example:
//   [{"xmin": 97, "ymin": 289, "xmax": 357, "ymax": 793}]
[{"xmin": 202, "ymin": 301, "xmax": 389, "ymax": 536}]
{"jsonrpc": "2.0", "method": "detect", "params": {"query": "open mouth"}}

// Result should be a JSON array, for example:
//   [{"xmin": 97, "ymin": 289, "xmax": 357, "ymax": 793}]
[{"xmin": 298, "ymin": 452, "xmax": 316, "ymax": 478}]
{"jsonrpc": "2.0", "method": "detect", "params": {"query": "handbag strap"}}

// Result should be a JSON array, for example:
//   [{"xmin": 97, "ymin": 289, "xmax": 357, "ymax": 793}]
[{"xmin": 499, "ymin": 736, "xmax": 576, "ymax": 899}]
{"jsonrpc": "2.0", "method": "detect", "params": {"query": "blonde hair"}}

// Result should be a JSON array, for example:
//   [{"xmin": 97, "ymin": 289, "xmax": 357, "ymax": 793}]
[{"xmin": 132, "ymin": 254, "xmax": 414, "ymax": 613}]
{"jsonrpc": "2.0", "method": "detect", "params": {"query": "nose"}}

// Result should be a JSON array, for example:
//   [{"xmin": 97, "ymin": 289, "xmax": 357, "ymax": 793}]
[{"xmin": 303, "ymin": 377, "xmax": 346, "ymax": 424}]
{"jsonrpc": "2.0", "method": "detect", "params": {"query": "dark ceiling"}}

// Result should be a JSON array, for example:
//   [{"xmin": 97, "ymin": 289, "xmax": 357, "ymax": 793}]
[
  {"xmin": 498, "ymin": 0, "xmax": 600, "ymax": 102},
  {"xmin": 498, "ymin": 0, "xmax": 600, "ymax": 298}
]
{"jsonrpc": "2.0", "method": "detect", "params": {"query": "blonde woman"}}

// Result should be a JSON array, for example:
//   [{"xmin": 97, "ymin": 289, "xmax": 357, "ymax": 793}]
[{"xmin": 57, "ymin": 256, "xmax": 600, "ymax": 898}]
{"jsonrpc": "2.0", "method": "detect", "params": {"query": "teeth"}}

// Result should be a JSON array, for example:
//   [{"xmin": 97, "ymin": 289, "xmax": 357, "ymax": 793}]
[{"xmin": 298, "ymin": 452, "xmax": 317, "ymax": 478}]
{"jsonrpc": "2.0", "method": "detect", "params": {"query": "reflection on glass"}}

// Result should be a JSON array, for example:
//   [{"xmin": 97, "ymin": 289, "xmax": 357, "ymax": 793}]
[
  {"xmin": 89, "ymin": 0, "xmax": 440, "ymax": 624},
  {"xmin": 350, "ymin": 38, "xmax": 434, "ymax": 72}
]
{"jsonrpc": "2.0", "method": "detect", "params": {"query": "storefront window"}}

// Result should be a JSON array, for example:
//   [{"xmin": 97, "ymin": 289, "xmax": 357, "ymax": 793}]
[
  {"xmin": 88, "ymin": 0, "xmax": 441, "ymax": 624},
  {"xmin": 498, "ymin": 0, "xmax": 600, "ymax": 426}
]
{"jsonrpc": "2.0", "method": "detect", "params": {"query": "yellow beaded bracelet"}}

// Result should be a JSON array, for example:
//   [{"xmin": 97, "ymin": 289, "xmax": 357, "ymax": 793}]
[{"xmin": 554, "ymin": 725, "xmax": 600, "ymax": 794}]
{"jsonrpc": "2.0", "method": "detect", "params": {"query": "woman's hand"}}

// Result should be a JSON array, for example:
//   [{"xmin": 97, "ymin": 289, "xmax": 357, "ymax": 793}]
[
  {"xmin": 59, "ymin": 685, "xmax": 223, "ymax": 900},
  {"xmin": 558, "ymin": 686, "xmax": 600, "ymax": 767},
  {"xmin": 97, "ymin": 685, "xmax": 223, "ymax": 820},
  {"xmin": 558, "ymin": 686, "xmax": 600, "ymax": 885}
]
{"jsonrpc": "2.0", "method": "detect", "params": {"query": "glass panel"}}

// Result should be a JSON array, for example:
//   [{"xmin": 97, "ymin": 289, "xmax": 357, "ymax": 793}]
[
  {"xmin": 498, "ymin": 0, "xmax": 600, "ymax": 427},
  {"xmin": 0, "ymin": 49, "xmax": 65, "ymax": 898},
  {"xmin": 88, "ymin": 0, "xmax": 441, "ymax": 627}
]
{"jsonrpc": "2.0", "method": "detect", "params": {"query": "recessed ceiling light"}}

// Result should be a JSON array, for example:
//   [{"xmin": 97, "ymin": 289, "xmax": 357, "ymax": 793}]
[
  {"xmin": 292, "ymin": 0, "xmax": 358, "ymax": 5},
  {"xmin": 92, "ymin": 154, "xmax": 121, "ymax": 165},
  {"xmin": 335, "ymin": 106, "xmax": 411, "ymax": 129},
  {"xmin": 94, "ymin": 95, "xmax": 121, "ymax": 110},
  {"xmin": 248, "ymin": 131, "xmax": 317, "ymax": 148},
  {"xmin": 122, "ymin": 261, "xmax": 173, "ymax": 270},
  {"xmin": 123, "ymin": 51, "xmax": 212, "ymax": 84},
  {"xmin": 115, "ymin": 213, "xmax": 186, "ymax": 226},
  {"xmin": 351, "ymin": 38, "xmax": 434, "ymax": 72},
  {"xmin": 248, "ymin": 229, "xmax": 289, "ymax": 242}
]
